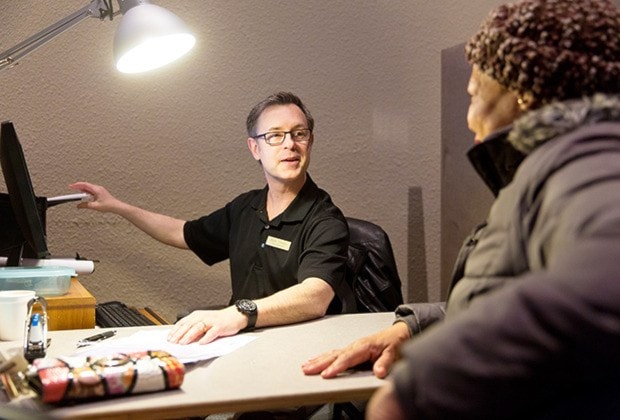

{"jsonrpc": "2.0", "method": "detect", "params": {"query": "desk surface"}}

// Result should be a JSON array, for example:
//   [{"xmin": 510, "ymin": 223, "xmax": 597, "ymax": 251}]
[{"xmin": 1, "ymin": 312, "xmax": 394, "ymax": 419}]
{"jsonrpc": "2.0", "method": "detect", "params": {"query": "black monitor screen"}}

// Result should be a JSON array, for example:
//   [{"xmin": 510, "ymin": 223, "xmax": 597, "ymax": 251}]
[{"xmin": 0, "ymin": 121, "xmax": 49, "ymax": 262}]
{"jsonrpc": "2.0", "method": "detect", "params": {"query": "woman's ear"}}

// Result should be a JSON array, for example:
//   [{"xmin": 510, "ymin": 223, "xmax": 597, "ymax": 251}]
[{"xmin": 517, "ymin": 92, "xmax": 534, "ymax": 111}]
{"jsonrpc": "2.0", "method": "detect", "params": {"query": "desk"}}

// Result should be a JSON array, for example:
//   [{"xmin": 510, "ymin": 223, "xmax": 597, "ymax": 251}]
[
  {"xmin": 1, "ymin": 312, "xmax": 394, "ymax": 419},
  {"xmin": 45, "ymin": 278, "xmax": 96, "ymax": 330}
]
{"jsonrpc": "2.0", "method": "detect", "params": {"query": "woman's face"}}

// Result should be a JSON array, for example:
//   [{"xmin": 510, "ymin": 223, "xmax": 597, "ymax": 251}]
[{"xmin": 467, "ymin": 65, "xmax": 522, "ymax": 143}]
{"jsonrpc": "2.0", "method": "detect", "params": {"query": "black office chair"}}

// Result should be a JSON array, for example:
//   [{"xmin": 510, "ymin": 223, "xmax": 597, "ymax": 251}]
[
  {"xmin": 328, "ymin": 217, "xmax": 404, "ymax": 420},
  {"xmin": 345, "ymin": 217, "xmax": 404, "ymax": 313}
]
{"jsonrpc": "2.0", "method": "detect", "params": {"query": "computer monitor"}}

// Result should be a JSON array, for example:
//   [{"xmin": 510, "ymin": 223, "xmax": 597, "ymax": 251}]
[{"xmin": 0, "ymin": 121, "xmax": 50, "ymax": 265}]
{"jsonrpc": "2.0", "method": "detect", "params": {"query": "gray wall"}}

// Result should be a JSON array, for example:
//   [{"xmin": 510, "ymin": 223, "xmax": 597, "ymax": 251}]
[
  {"xmin": 1, "ymin": 1, "xmax": 506, "ymax": 321},
  {"xmin": 440, "ymin": 43, "xmax": 494, "ymax": 295}
]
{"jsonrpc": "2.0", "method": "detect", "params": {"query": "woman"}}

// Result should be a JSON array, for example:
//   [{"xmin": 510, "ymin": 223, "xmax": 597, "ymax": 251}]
[{"xmin": 303, "ymin": 0, "xmax": 620, "ymax": 418}]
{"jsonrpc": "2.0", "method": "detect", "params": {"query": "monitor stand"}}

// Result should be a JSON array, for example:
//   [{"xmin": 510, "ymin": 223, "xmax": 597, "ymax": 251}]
[{"xmin": 5, "ymin": 244, "xmax": 24, "ymax": 267}]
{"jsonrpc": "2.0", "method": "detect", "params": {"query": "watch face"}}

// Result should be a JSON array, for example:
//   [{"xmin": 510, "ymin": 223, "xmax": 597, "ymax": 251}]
[{"xmin": 237, "ymin": 299, "xmax": 257, "ymax": 313}]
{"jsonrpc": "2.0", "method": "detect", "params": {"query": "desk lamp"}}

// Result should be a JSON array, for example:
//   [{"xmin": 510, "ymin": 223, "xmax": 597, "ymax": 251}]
[{"xmin": 0, "ymin": 0, "xmax": 196, "ymax": 74}]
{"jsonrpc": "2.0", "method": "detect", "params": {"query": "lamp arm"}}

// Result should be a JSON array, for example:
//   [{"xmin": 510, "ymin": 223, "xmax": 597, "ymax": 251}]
[{"xmin": 0, "ymin": 0, "xmax": 120, "ymax": 71}]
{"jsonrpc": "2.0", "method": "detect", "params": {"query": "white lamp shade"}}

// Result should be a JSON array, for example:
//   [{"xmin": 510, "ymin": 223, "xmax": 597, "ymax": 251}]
[{"xmin": 114, "ymin": 3, "xmax": 196, "ymax": 74}]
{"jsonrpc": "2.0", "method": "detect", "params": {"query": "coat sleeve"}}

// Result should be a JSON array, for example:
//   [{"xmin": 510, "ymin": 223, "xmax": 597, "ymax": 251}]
[{"xmin": 394, "ymin": 302, "xmax": 445, "ymax": 335}]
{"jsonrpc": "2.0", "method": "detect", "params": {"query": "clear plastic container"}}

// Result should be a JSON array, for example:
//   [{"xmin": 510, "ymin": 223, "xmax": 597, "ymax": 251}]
[{"xmin": 0, "ymin": 266, "xmax": 75, "ymax": 296}]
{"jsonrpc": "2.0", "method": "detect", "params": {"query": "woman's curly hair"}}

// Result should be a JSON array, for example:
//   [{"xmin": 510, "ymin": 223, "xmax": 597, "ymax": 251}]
[{"xmin": 466, "ymin": 0, "xmax": 620, "ymax": 109}]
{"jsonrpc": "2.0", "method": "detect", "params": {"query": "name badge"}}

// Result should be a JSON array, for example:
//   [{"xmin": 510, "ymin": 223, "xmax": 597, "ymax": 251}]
[{"xmin": 265, "ymin": 235, "xmax": 291, "ymax": 251}]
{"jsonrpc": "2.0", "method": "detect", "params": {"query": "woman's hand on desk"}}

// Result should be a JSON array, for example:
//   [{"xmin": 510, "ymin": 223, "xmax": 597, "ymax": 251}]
[
  {"xmin": 301, "ymin": 321, "xmax": 410, "ymax": 379},
  {"xmin": 167, "ymin": 307, "xmax": 247, "ymax": 345}
]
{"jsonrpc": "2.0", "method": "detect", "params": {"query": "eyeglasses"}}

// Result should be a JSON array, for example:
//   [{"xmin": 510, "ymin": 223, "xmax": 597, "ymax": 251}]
[{"xmin": 253, "ymin": 128, "xmax": 312, "ymax": 146}]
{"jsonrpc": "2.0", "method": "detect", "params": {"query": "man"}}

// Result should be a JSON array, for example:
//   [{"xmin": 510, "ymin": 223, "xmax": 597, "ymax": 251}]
[{"xmin": 72, "ymin": 92, "xmax": 354, "ymax": 345}]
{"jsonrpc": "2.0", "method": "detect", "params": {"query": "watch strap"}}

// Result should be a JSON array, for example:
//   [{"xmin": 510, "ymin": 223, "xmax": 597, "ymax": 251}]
[
  {"xmin": 244, "ymin": 309, "xmax": 257, "ymax": 332},
  {"xmin": 235, "ymin": 299, "xmax": 257, "ymax": 332}
]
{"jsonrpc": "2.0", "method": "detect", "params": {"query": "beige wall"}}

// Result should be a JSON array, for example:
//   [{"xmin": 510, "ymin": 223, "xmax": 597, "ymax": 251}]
[{"xmin": 1, "ymin": 1, "xmax": 505, "ymax": 321}]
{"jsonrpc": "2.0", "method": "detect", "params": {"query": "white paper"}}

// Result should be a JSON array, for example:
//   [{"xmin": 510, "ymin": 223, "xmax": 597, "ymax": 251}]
[{"xmin": 74, "ymin": 329, "xmax": 256, "ymax": 364}]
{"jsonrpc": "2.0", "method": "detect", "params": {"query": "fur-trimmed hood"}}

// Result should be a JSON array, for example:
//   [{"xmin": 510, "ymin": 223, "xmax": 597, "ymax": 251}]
[
  {"xmin": 467, "ymin": 94, "xmax": 620, "ymax": 196},
  {"xmin": 509, "ymin": 93, "xmax": 620, "ymax": 155}
]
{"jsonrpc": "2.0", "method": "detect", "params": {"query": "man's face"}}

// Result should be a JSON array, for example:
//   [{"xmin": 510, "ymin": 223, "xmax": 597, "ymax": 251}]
[
  {"xmin": 467, "ymin": 65, "xmax": 521, "ymax": 143},
  {"xmin": 247, "ymin": 104, "xmax": 313, "ymax": 187}
]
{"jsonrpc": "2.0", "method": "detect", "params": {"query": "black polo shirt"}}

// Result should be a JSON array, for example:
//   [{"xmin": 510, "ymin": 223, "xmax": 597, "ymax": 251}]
[{"xmin": 183, "ymin": 175, "xmax": 354, "ymax": 313}]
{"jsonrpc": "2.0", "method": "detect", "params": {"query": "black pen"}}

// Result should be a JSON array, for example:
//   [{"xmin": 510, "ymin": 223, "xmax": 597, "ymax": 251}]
[{"xmin": 77, "ymin": 330, "xmax": 117, "ymax": 347}]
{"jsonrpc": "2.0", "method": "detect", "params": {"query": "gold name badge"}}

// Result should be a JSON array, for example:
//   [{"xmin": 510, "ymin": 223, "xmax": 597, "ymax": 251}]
[{"xmin": 265, "ymin": 235, "xmax": 291, "ymax": 251}]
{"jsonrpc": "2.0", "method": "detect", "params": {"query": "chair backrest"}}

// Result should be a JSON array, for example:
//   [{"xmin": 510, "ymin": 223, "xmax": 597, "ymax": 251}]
[{"xmin": 346, "ymin": 217, "xmax": 404, "ymax": 313}]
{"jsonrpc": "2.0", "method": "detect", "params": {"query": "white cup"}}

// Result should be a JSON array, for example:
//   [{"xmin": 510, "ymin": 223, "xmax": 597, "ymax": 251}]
[{"xmin": 0, "ymin": 290, "xmax": 36, "ymax": 341}]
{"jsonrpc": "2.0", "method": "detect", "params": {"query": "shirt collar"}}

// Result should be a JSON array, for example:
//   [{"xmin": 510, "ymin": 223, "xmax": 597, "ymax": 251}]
[{"xmin": 250, "ymin": 174, "xmax": 320, "ymax": 226}]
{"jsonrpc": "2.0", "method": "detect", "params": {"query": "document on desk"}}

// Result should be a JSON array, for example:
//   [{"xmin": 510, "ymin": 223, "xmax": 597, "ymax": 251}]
[{"xmin": 75, "ymin": 329, "xmax": 256, "ymax": 364}]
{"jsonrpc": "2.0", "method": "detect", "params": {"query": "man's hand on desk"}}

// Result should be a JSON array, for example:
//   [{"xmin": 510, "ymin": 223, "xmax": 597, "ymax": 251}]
[
  {"xmin": 301, "ymin": 321, "xmax": 410, "ymax": 379},
  {"xmin": 167, "ymin": 307, "xmax": 247, "ymax": 345}
]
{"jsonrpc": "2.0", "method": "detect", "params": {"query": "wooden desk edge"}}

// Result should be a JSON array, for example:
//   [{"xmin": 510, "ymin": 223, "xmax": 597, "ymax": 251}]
[
  {"xmin": 43, "ymin": 278, "xmax": 96, "ymax": 330},
  {"xmin": 45, "ymin": 278, "xmax": 96, "ymax": 307},
  {"xmin": 137, "ymin": 308, "xmax": 170, "ymax": 325}
]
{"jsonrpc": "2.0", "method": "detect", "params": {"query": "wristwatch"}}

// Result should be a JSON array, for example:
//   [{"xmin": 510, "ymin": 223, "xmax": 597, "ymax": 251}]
[{"xmin": 235, "ymin": 299, "xmax": 258, "ymax": 332}]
